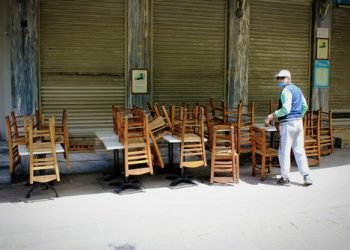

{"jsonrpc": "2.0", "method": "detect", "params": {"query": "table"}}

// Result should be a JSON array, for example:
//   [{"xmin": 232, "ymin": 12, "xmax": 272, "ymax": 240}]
[
  {"xmin": 95, "ymin": 130, "xmax": 124, "ymax": 179},
  {"xmin": 253, "ymin": 124, "xmax": 278, "ymax": 148}
]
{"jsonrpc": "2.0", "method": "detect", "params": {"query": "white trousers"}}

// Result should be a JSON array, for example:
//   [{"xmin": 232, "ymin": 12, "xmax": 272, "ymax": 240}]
[{"xmin": 278, "ymin": 119, "xmax": 310, "ymax": 179}]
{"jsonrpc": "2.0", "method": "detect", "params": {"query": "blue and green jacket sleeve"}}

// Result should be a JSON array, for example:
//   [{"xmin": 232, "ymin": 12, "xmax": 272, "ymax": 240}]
[{"xmin": 273, "ymin": 84, "xmax": 308, "ymax": 120}]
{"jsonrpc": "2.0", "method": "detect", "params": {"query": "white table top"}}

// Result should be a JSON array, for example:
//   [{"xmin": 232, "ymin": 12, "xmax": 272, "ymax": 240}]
[
  {"xmin": 95, "ymin": 131, "xmax": 124, "ymax": 150},
  {"xmin": 163, "ymin": 134, "xmax": 208, "ymax": 143},
  {"xmin": 254, "ymin": 124, "xmax": 278, "ymax": 132},
  {"xmin": 18, "ymin": 144, "xmax": 65, "ymax": 156},
  {"xmin": 100, "ymin": 137, "xmax": 124, "ymax": 150},
  {"xmin": 95, "ymin": 130, "xmax": 119, "ymax": 140}
]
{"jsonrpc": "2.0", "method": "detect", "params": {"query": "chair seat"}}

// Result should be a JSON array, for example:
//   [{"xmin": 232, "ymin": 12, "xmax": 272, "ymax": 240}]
[{"xmin": 255, "ymin": 148, "xmax": 278, "ymax": 156}]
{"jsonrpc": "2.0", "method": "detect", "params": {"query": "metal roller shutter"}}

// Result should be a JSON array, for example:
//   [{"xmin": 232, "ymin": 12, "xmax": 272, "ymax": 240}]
[
  {"xmin": 152, "ymin": 0, "xmax": 227, "ymax": 106},
  {"xmin": 248, "ymin": 0, "xmax": 312, "ymax": 119},
  {"xmin": 330, "ymin": 7, "xmax": 350, "ymax": 113},
  {"xmin": 40, "ymin": 0, "xmax": 126, "ymax": 134}
]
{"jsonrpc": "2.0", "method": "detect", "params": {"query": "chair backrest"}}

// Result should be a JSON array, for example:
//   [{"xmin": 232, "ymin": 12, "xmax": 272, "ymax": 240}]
[
  {"xmin": 240, "ymin": 101, "xmax": 254, "ymax": 127},
  {"xmin": 6, "ymin": 115, "xmax": 23, "ymax": 174},
  {"xmin": 209, "ymin": 97, "xmax": 224, "ymax": 120},
  {"xmin": 211, "ymin": 124, "xmax": 236, "ymax": 159},
  {"xmin": 28, "ymin": 116, "xmax": 60, "ymax": 184},
  {"xmin": 252, "ymin": 126, "xmax": 267, "ymax": 155},
  {"xmin": 11, "ymin": 112, "xmax": 33, "ymax": 144},
  {"xmin": 40, "ymin": 109, "xmax": 70, "ymax": 160}
]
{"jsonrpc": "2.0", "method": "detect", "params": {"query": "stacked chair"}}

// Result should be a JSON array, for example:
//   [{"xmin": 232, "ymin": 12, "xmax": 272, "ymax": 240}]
[
  {"xmin": 148, "ymin": 105, "xmax": 172, "ymax": 168},
  {"xmin": 252, "ymin": 126, "xmax": 278, "ymax": 181},
  {"xmin": 170, "ymin": 105, "xmax": 207, "ymax": 186},
  {"xmin": 41, "ymin": 109, "xmax": 70, "ymax": 162},
  {"xmin": 303, "ymin": 110, "xmax": 321, "ymax": 166},
  {"xmin": 116, "ymin": 108, "xmax": 153, "ymax": 193},
  {"xmin": 26, "ymin": 116, "xmax": 60, "ymax": 198},
  {"xmin": 6, "ymin": 113, "xmax": 34, "ymax": 176},
  {"xmin": 319, "ymin": 109, "xmax": 333, "ymax": 155},
  {"xmin": 223, "ymin": 101, "xmax": 254, "ymax": 156},
  {"xmin": 210, "ymin": 124, "xmax": 239, "ymax": 184}
]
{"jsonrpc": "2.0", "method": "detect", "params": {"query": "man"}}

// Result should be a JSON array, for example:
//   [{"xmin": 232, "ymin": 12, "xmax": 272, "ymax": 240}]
[{"xmin": 266, "ymin": 69, "xmax": 313, "ymax": 186}]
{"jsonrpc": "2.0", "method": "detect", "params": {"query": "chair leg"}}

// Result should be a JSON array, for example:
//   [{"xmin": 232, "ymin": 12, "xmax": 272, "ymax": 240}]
[
  {"xmin": 260, "ymin": 156, "xmax": 266, "ymax": 181},
  {"xmin": 252, "ymin": 152, "xmax": 256, "ymax": 176}
]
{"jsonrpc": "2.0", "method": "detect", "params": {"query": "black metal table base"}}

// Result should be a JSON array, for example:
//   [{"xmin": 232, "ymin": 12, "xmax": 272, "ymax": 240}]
[
  {"xmin": 169, "ymin": 168, "xmax": 197, "ymax": 187},
  {"xmin": 115, "ymin": 177, "xmax": 144, "ymax": 194},
  {"xmin": 26, "ymin": 182, "xmax": 58, "ymax": 198}
]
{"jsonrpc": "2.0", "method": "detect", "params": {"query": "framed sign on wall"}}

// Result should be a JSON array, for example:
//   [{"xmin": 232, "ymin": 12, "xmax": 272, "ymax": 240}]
[
  {"xmin": 316, "ymin": 38, "xmax": 329, "ymax": 60},
  {"xmin": 131, "ymin": 69, "xmax": 148, "ymax": 94}
]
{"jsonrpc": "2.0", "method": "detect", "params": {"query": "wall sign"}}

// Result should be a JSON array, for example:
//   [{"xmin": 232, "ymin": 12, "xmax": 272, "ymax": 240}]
[
  {"xmin": 131, "ymin": 69, "xmax": 148, "ymax": 94},
  {"xmin": 316, "ymin": 38, "xmax": 329, "ymax": 60},
  {"xmin": 314, "ymin": 60, "xmax": 330, "ymax": 88}
]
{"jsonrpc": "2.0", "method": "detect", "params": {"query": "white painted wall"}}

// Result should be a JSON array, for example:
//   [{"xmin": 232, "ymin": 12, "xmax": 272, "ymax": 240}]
[{"xmin": 0, "ymin": 0, "xmax": 12, "ymax": 140}]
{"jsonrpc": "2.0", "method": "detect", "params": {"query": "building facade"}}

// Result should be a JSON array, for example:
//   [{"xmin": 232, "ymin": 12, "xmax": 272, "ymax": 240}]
[{"xmin": 0, "ymin": 0, "xmax": 349, "ymax": 139}]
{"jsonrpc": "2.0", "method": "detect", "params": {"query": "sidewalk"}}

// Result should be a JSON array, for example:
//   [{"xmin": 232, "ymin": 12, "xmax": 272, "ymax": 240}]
[{"xmin": 0, "ymin": 148, "xmax": 350, "ymax": 249}]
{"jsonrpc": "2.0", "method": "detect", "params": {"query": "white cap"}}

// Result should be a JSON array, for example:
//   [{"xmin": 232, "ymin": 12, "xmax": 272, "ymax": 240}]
[{"xmin": 275, "ymin": 69, "xmax": 291, "ymax": 79}]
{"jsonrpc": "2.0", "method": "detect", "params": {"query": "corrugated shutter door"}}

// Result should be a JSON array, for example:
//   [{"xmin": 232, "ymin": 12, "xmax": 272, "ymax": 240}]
[
  {"xmin": 152, "ymin": 0, "xmax": 227, "ymax": 105},
  {"xmin": 40, "ymin": 0, "xmax": 126, "ymax": 134},
  {"xmin": 330, "ymin": 7, "xmax": 350, "ymax": 112},
  {"xmin": 248, "ymin": 0, "xmax": 312, "ymax": 119}
]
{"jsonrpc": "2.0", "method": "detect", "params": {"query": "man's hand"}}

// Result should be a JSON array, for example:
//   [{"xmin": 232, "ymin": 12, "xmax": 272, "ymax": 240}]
[{"xmin": 265, "ymin": 114, "xmax": 274, "ymax": 127}]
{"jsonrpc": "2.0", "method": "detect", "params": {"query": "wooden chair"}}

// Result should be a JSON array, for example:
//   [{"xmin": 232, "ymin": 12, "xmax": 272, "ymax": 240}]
[
  {"xmin": 210, "ymin": 124, "xmax": 239, "ymax": 184},
  {"xmin": 223, "ymin": 101, "xmax": 254, "ymax": 155},
  {"xmin": 204, "ymin": 104, "xmax": 224, "ymax": 150},
  {"xmin": 41, "ymin": 109, "xmax": 70, "ymax": 162},
  {"xmin": 303, "ymin": 110, "xmax": 321, "ymax": 166},
  {"xmin": 148, "ymin": 106, "xmax": 172, "ymax": 168},
  {"xmin": 6, "ymin": 112, "xmax": 36, "ymax": 175},
  {"xmin": 252, "ymin": 126, "xmax": 278, "ymax": 181},
  {"xmin": 209, "ymin": 97, "xmax": 224, "ymax": 122},
  {"xmin": 26, "ymin": 116, "xmax": 60, "ymax": 198},
  {"xmin": 319, "ymin": 109, "xmax": 333, "ymax": 155},
  {"xmin": 116, "ymin": 109, "xmax": 153, "ymax": 193},
  {"xmin": 170, "ymin": 106, "xmax": 207, "ymax": 186},
  {"xmin": 11, "ymin": 111, "xmax": 34, "ymax": 144}
]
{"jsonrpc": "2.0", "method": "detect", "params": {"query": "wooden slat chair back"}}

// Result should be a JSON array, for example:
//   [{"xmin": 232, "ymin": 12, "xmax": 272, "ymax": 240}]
[
  {"xmin": 204, "ymin": 105, "xmax": 224, "ymax": 150},
  {"xmin": 11, "ymin": 112, "xmax": 34, "ymax": 145},
  {"xmin": 303, "ymin": 110, "xmax": 321, "ymax": 166},
  {"xmin": 171, "ymin": 105, "xmax": 185, "ymax": 134},
  {"xmin": 210, "ymin": 124, "xmax": 239, "ymax": 184},
  {"xmin": 236, "ymin": 102, "xmax": 254, "ymax": 155},
  {"xmin": 319, "ymin": 109, "xmax": 333, "ymax": 155},
  {"xmin": 41, "ymin": 109, "xmax": 70, "ymax": 162},
  {"xmin": 223, "ymin": 103, "xmax": 239, "ymax": 126},
  {"xmin": 28, "ymin": 116, "xmax": 60, "ymax": 184},
  {"xmin": 148, "ymin": 106, "xmax": 172, "ymax": 169},
  {"xmin": 118, "ymin": 110, "xmax": 153, "ymax": 178},
  {"xmin": 6, "ymin": 115, "xmax": 23, "ymax": 175},
  {"xmin": 252, "ymin": 126, "xmax": 278, "ymax": 181},
  {"xmin": 209, "ymin": 97, "xmax": 224, "ymax": 122}
]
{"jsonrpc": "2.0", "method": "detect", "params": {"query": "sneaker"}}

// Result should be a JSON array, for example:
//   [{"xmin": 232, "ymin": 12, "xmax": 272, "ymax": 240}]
[
  {"xmin": 303, "ymin": 175, "xmax": 313, "ymax": 186},
  {"xmin": 276, "ymin": 177, "xmax": 290, "ymax": 185}
]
